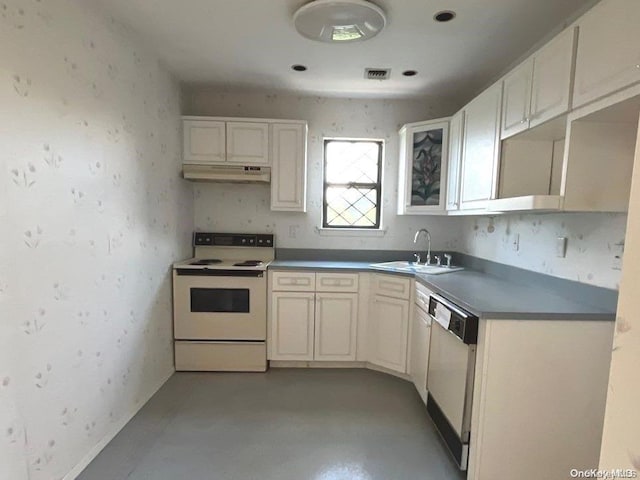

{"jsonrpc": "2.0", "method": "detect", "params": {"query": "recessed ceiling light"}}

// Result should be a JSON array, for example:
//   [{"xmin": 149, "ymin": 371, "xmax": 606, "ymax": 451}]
[
  {"xmin": 292, "ymin": 64, "xmax": 308, "ymax": 72},
  {"xmin": 434, "ymin": 10, "xmax": 456, "ymax": 22},
  {"xmin": 402, "ymin": 70, "xmax": 418, "ymax": 77},
  {"xmin": 293, "ymin": 0, "xmax": 387, "ymax": 43}
]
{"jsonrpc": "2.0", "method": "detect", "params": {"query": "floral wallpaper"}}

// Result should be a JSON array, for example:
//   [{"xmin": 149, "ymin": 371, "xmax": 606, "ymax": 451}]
[
  {"xmin": 460, "ymin": 213, "xmax": 626, "ymax": 290},
  {"xmin": 183, "ymin": 89, "xmax": 465, "ymax": 251},
  {"xmin": 0, "ymin": 1, "xmax": 192, "ymax": 479}
]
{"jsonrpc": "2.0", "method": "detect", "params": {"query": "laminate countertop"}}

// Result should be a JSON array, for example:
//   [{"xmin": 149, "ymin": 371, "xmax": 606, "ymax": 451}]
[{"xmin": 268, "ymin": 260, "xmax": 617, "ymax": 321}]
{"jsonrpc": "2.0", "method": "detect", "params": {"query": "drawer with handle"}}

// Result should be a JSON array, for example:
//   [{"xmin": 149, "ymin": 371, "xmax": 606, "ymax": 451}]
[
  {"xmin": 415, "ymin": 282, "xmax": 433, "ymax": 312},
  {"xmin": 372, "ymin": 273, "xmax": 411, "ymax": 300},
  {"xmin": 270, "ymin": 271, "xmax": 316, "ymax": 291},
  {"xmin": 315, "ymin": 273, "xmax": 359, "ymax": 293}
]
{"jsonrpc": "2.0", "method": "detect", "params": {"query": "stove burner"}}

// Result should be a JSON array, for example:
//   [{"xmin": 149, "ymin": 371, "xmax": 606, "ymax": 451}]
[
  {"xmin": 233, "ymin": 260, "xmax": 263, "ymax": 267},
  {"xmin": 190, "ymin": 259, "xmax": 223, "ymax": 266}
]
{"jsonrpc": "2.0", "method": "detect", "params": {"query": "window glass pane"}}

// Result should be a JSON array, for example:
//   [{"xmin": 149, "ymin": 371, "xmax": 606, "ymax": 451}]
[
  {"xmin": 324, "ymin": 139, "xmax": 382, "ymax": 229},
  {"xmin": 325, "ymin": 186, "xmax": 377, "ymax": 227},
  {"xmin": 325, "ymin": 141, "xmax": 380, "ymax": 183}
]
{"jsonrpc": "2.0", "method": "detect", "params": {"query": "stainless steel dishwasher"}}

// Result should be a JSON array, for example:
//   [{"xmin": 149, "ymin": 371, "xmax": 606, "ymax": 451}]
[{"xmin": 426, "ymin": 293, "xmax": 479, "ymax": 471}]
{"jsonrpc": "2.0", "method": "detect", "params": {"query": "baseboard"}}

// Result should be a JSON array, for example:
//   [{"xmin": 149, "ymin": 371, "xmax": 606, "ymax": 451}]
[
  {"xmin": 63, "ymin": 368, "xmax": 174, "ymax": 480},
  {"xmin": 268, "ymin": 360, "xmax": 411, "ymax": 381},
  {"xmin": 269, "ymin": 360, "xmax": 367, "ymax": 369}
]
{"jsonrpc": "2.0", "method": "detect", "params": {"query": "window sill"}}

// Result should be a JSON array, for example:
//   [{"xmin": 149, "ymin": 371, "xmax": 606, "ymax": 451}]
[{"xmin": 315, "ymin": 227, "xmax": 387, "ymax": 237}]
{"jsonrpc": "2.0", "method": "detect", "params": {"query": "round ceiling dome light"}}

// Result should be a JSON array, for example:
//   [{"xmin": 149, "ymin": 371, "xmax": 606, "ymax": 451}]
[
  {"xmin": 293, "ymin": 0, "xmax": 387, "ymax": 43},
  {"xmin": 434, "ymin": 10, "xmax": 456, "ymax": 22},
  {"xmin": 402, "ymin": 70, "xmax": 417, "ymax": 77},
  {"xmin": 292, "ymin": 64, "xmax": 308, "ymax": 71}
]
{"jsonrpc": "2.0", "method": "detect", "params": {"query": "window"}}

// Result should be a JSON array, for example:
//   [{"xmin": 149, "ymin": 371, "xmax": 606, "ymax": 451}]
[{"xmin": 323, "ymin": 139, "xmax": 383, "ymax": 229}]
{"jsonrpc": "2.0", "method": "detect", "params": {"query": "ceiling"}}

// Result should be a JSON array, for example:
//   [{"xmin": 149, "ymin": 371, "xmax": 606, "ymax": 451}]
[{"xmin": 88, "ymin": 0, "xmax": 598, "ymax": 101}]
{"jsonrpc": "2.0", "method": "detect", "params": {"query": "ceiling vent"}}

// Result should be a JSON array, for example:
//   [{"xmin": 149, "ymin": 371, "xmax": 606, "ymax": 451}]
[{"xmin": 365, "ymin": 68, "xmax": 390, "ymax": 80}]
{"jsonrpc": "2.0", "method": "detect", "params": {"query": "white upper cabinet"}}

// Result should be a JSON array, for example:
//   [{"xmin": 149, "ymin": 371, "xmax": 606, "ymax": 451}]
[
  {"xmin": 501, "ymin": 27, "xmax": 576, "ymax": 140},
  {"xmin": 529, "ymin": 27, "xmax": 577, "ymax": 128},
  {"xmin": 397, "ymin": 118, "xmax": 450, "ymax": 215},
  {"xmin": 446, "ymin": 110, "xmax": 464, "ymax": 211},
  {"xmin": 270, "ymin": 123, "xmax": 308, "ymax": 212},
  {"xmin": 183, "ymin": 119, "xmax": 226, "ymax": 164},
  {"xmin": 573, "ymin": 0, "xmax": 640, "ymax": 108},
  {"xmin": 182, "ymin": 116, "xmax": 309, "ymax": 212},
  {"xmin": 226, "ymin": 121, "xmax": 270, "ymax": 165},
  {"xmin": 501, "ymin": 59, "xmax": 534, "ymax": 139},
  {"xmin": 459, "ymin": 83, "xmax": 502, "ymax": 210}
]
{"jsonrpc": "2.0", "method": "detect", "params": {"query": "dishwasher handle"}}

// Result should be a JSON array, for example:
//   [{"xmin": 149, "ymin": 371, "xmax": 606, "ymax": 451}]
[{"xmin": 428, "ymin": 295, "xmax": 479, "ymax": 345}]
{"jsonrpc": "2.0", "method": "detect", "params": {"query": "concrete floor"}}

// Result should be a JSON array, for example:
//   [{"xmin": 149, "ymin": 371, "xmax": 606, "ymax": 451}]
[{"xmin": 78, "ymin": 369, "xmax": 465, "ymax": 480}]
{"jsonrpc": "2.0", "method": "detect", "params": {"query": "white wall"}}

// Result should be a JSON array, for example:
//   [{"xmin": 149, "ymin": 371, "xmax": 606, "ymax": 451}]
[
  {"xmin": 0, "ymin": 1, "xmax": 192, "ymax": 479},
  {"xmin": 599, "ymin": 114, "xmax": 640, "ymax": 472},
  {"xmin": 459, "ymin": 213, "xmax": 626, "ymax": 290},
  {"xmin": 183, "ymin": 89, "xmax": 465, "ymax": 251}
]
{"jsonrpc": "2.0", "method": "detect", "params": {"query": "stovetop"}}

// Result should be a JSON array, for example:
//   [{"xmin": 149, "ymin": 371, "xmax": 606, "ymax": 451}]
[
  {"xmin": 175, "ymin": 258, "xmax": 270, "ymax": 271},
  {"xmin": 174, "ymin": 232, "xmax": 275, "ymax": 271}
]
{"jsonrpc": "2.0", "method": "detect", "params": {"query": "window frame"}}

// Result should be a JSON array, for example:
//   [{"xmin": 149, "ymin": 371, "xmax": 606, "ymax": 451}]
[{"xmin": 322, "ymin": 138, "xmax": 384, "ymax": 230}]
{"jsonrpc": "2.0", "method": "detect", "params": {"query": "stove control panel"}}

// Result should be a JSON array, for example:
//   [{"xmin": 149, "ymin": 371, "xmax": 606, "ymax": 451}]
[{"xmin": 194, "ymin": 232, "xmax": 275, "ymax": 248}]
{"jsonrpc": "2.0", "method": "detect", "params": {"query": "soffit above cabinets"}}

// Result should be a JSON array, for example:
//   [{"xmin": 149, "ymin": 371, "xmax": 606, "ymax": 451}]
[{"xmin": 86, "ymin": 0, "xmax": 598, "ymax": 100}]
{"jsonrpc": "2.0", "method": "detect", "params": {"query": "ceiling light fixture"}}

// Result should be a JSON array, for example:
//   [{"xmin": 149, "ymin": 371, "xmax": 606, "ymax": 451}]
[
  {"xmin": 402, "ymin": 70, "xmax": 417, "ymax": 77},
  {"xmin": 293, "ymin": 0, "xmax": 387, "ymax": 43},
  {"xmin": 292, "ymin": 64, "xmax": 308, "ymax": 71},
  {"xmin": 434, "ymin": 10, "xmax": 456, "ymax": 22}
]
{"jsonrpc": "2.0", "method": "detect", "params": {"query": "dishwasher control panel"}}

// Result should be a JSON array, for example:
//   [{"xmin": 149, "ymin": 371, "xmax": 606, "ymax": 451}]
[{"xmin": 428, "ymin": 295, "xmax": 478, "ymax": 344}]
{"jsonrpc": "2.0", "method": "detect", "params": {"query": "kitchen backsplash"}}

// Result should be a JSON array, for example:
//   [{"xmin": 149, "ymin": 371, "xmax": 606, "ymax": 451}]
[
  {"xmin": 0, "ymin": 1, "xmax": 193, "ymax": 479},
  {"xmin": 184, "ymin": 89, "xmax": 465, "ymax": 251},
  {"xmin": 460, "ymin": 213, "xmax": 627, "ymax": 290}
]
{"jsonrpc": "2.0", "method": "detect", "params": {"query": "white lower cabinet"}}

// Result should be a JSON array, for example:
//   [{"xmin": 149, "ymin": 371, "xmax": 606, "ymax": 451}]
[
  {"xmin": 369, "ymin": 292, "xmax": 410, "ymax": 373},
  {"xmin": 270, "ymin": 292, "xmax": 315, "ymax": 360},
  {"xmin": 314, "ymin": 293, "xmax": 358, "ymax": 361},
  {"xmin": 409, "ymin": 285, "xmax": 432, "ymax": 404},
  {"xmin": 367, "ymin": 274, "xmax": 412, "ymax": 374},
  {"xmin": 269, "ymin": 271, "xmax": 359, "ymax": 361}
]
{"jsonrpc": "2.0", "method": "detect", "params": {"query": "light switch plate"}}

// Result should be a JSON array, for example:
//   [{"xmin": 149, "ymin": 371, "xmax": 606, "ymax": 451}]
[{"xmin": 556, "ymin": 237, "xmax": 567, "ymax": 258}]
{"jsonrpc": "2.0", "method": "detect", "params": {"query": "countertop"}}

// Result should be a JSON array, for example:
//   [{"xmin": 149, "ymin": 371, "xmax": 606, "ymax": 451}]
[{"xmin": 268, "ymin": 260, "xmax": 616, "ymax": 321}]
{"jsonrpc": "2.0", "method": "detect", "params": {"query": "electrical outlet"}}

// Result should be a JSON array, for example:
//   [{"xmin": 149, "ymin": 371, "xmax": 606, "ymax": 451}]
[
  {"xmin": 556, "ymin": 237, "xmax": 568, "ymax": 258},
  {"xmin": 612, "ymin": 241, "xmax": 624, "ymax": 270},
  {"xmin": 288, "ymin": 225, "xmax": 298, "ymax": 239},
  {"xmin": 512, "ymin": 233, "xmax": 520, "ymax": 252}
]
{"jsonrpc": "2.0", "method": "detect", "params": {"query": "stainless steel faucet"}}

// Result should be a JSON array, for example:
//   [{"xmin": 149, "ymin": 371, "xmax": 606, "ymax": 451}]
[{"xmin": 413, "ymin": 228, "xmax": 431, "ymax": 265}]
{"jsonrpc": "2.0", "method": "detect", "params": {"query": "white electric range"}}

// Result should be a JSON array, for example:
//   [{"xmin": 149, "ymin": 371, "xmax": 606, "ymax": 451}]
[{"xmin": 172, "ymin": 232, "xmax": 275, "ymax": 372}]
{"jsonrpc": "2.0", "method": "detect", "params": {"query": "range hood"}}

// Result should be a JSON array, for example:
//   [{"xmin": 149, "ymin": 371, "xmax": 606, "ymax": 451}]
[{"xmin": 182, "ymin": 164, "xmax": 271, "ymax": 183}]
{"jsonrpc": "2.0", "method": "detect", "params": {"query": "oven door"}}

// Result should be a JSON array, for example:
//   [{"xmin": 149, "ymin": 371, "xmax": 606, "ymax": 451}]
[{"xmin": 173, "ymin": 270, "xmax": 266, "ymax": 341}]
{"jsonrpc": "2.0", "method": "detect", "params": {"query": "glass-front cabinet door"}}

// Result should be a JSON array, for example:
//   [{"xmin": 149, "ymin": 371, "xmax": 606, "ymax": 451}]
[{"xmin": 397, "ymin": 118, "xmax": 450, "ymax": 214}]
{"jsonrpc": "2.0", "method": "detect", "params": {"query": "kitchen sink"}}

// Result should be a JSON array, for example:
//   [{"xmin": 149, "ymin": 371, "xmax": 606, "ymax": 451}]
[{"xmin": 371, "ymin": 261, "xmax": 463, "ymax": 275}]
